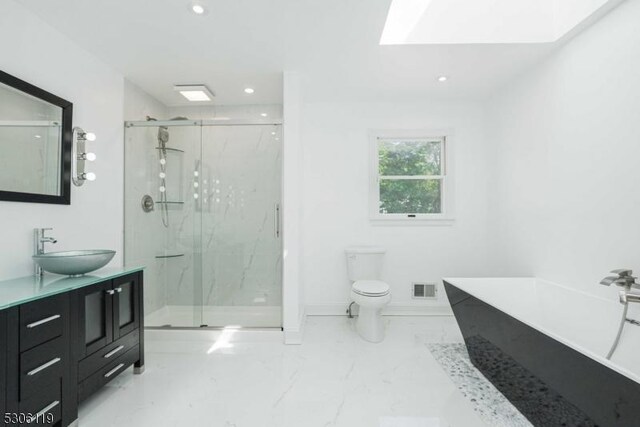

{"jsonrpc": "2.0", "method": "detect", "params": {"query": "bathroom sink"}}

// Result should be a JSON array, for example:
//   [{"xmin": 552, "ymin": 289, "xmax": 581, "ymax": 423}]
[{"xmin": 32, "ymin": 250, "xmax": 116, "ymax": 276}]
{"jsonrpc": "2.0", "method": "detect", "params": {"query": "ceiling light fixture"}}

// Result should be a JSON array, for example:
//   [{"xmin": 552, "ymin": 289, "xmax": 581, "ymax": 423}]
[
  {"xmin": 174, "ymin": 85, "xmax": 215, "ymax": 102},
  {"xmin": 438, "ymin": 76, "xmax": 448, "ymax": 82},
  {"xmin": 244, "ymin": 87, "xmax": 255, "ymax": 94},
  {"xmin": 260, "ymin": 113, "xmax": 268, "ymax": 117},
  {"xmin": 192, "ymin": 4, "xmax": 205, "ymax": 15}
]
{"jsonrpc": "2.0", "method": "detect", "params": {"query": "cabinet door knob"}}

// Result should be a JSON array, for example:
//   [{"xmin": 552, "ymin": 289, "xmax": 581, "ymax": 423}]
[
  {"xmin": 106, "ymin": 289, "xmax": 115, "ymax": 295},
  {"xmin": 115, "ymin": 287, "xmax": 123, "ymax": 293}
]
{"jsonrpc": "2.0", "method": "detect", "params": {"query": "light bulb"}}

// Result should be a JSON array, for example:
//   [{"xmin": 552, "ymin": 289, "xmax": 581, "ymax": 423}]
[
  {"xmin": 271, "ymin": 132, "xmax": 276, "ymax": 136},
  {"xmin": 85, "ymin": 152, "xmax": 97, "ymax": 161},
  {"xmin": 84, "ymin": 172, "xmax": 96, "ymax": 181},
  {"xmin": 193, "ymin": 182, "xmax": 199, "ymax": 188},
  {"xmin": 159, "ymin": 186, "xmax": 166, "ymax": 192},
  {"xmin": 159, "ymin": 158, "xmax": 166, "ymax": 165},
  {"xmin": 159, "ymin": 172, "xmax": 166, "ymax": 179},
  {"xmin": 244, "ymin": 88, "xmax": 255, "ymax": 94},
  {"xmin": 192, "ymin": 4, "xmax": 205, "ymax": 14},
  {"xmin": 260, "ymin": 113, "xmax": 268, "ymax": 117},
  {"xmin": 193, "ymin": 193, "xmax": 199, "ymax": 199},
  {"xmin": 85, "ymin": 132, "xmax": 96, "ymax": 141},
  {"xmin": 194, "ymin": 171, "xmax": 199, "ymax": 177}
]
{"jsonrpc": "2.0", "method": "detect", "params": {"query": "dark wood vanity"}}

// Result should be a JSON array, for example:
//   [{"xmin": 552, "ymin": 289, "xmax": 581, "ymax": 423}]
[{"xmin": 0, "ymin": 268, "xmax": 144, "ymax": 426}]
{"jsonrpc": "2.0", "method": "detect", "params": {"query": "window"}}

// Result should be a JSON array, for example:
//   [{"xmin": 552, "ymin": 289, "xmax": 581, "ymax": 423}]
[{"xmin": 370, "ymin": 132, "xmax": 452, "ymax": 222}]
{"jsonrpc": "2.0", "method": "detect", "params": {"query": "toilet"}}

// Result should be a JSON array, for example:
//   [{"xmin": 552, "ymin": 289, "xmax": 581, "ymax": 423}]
[{"xmin": 345, "ymin": 246, "xmax": 392, "ymax": 343}]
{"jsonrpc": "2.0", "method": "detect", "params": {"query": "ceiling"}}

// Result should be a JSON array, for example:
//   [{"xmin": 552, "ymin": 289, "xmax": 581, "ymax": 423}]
[{"xmin": 13, "ymin": 0, "xmax": 621, "ymax": 105}]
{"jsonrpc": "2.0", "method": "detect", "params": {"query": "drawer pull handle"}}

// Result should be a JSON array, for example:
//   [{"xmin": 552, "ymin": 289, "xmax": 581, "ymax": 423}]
[
  {"xmin": 104, "ymin": 363, "xmax": 125, "ymax": 378},
  {"xmin": 26, "ymin": 314, "xmax": 60, "ymax": 329},
  {"xmin": 27, "ymin": 357, "xmax": 61, "ymax": 376},
  {"xmin": 27, "ymin": 400, "xmax": 59, "ymax": 424},
  {"xmin": 106, "ymin": 289, "xmax": 115, "ymax": 295},
  {"xmin": 115, "ymin": 287, "xmax": 123, "ymax": 293},
  {"xmin": 104, "ymin": 345, "xmax": 125, "ymax": 359}
]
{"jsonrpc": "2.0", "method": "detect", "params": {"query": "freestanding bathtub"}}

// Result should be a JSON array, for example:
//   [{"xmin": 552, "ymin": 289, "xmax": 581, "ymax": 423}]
[{"xmin": 444, "ymin": 277, "xmax": 640, "ymax": 427}]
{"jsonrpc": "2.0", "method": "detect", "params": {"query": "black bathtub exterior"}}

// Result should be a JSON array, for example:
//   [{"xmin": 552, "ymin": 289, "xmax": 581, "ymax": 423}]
[{"xmin": 444, "ymin": 281, "xmax": 640, "ymax": 427}]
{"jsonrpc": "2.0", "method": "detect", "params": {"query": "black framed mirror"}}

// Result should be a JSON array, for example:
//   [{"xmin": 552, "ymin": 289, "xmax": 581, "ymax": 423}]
[{"xmin": 0, "ymin": 69, "xmax": 72, "ymax": 204}]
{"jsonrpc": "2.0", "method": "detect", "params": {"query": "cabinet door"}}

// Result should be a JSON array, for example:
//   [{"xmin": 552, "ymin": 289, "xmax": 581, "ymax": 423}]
[
  {"xmin": 77, "ymin": 281, "xmax": 113, "ymax": 358},
  {"xmin": 112, "ymin": 273, "xmax": 140, "ymax": 340}
]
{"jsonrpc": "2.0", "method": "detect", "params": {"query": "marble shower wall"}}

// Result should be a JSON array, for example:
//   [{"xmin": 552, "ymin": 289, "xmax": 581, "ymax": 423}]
[{"xmin": 201, "ymin": 124, "xmax": 283, "ymax": 310}]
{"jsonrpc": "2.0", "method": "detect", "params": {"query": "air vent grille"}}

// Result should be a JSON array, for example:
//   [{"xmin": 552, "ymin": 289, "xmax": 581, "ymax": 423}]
[{"xmin": 412, "ymin": 282, "xmax": 437, "ymax": 299}]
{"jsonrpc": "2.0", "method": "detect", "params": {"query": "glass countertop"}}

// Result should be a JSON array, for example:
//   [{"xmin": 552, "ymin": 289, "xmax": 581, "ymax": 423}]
[{"xmin": 0, "ymin": 266, "xmax": 144, "ymax": 310}]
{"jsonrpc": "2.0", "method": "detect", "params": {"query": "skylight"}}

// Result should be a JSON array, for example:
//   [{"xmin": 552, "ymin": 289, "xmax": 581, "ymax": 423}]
[{"xmin": 380, "ymin": 0, "xmax": 615, "ymax": 45}]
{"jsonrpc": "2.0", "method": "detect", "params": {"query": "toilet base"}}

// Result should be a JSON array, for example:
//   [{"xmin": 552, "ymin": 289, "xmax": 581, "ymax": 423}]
[
  {"xmin": 356, "ymin": 306, "xmax": 386, "ymax": 342},
  {"xmin": 350, "ymin": 291, "xmax": 392, "ymax": 343}
]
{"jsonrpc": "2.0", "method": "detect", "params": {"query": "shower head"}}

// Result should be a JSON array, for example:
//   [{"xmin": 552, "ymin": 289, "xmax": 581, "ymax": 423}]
[{"xmin": 158, "ymin": 126, "xmax": 169, "ymax": 146}]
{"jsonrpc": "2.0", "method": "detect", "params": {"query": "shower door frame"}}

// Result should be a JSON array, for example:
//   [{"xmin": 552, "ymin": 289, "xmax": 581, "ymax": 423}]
[{"xmin": 124, "ymin": 119, "xmax": 284, "ymax": 330}]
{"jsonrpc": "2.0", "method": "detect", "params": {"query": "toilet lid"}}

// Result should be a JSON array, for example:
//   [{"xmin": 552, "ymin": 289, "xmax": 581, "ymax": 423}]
[{"xmin": 352, "ymin": 280, "xmax": 390, "ymax": 296}]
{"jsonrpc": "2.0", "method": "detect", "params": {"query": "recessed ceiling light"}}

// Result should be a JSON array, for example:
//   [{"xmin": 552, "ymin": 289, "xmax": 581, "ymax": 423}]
[
  {"xmin": 438, "ymin": 76, "xmax": 448, "ymax": 82},
  {"xmin": 244, "ymin": 87, "xmax": 255, "ymax": 94},
  {"xmin": 260, "ymin": 113, "xmax": 268, "ymax": 117},
  {"xmin": 192, "ymin": 4, "xmax": 205, "ymax": 15},
  {"xmin": 174, "ymin": 85, "xmax": 215, "ymax": 102}
]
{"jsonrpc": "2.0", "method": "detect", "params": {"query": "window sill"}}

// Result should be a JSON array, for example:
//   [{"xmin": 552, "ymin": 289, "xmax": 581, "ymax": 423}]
[{"xmin": 370, "ymin": 217, "xmax": 455, "ymax": 227}]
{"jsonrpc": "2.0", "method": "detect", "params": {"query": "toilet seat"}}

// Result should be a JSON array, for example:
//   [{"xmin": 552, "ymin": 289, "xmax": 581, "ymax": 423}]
[{"xmin": 352, "ymin": 280, "xmax": 390, "ymax": 297}]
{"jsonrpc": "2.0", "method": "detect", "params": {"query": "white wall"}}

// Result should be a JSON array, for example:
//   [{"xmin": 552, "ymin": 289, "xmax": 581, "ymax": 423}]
[
  {"xmin": 282, "ymin": 72, "xmax": 305, "ymax": 342},
  {"xmin": 488, "ymin": 0, "xmax": 640, "ymax": 301},
  {"xmin": 0, "ymin": 0, "xmax": 126, "ymax": 279},
  {"xmin": 300, "ymin": 101, "xmax": 492, "ymax": 312}
]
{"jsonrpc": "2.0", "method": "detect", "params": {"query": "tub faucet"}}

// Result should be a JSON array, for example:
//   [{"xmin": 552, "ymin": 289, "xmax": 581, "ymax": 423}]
[
  {"xmin": 34, "ymin": 228, "xmax": 57, "ymax": 276},
  {"xmin": 600, "ymin": 269, "xmax": 640, "ymax": 305},
  {"xmin": 600, "ymin": 269, "xmax": 637, "ymax": 288}
]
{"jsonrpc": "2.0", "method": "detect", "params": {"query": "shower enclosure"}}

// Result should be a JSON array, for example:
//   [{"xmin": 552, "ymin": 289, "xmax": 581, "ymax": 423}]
[{"xmin": 124, "ymin": 119, "xmax": 282, "ymax": 328}]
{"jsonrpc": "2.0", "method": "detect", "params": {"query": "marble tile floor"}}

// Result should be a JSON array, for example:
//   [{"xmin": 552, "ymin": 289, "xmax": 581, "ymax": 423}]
[{"xmin": 78, "ymin": 316, "xmax": 493, "ymax": 427}]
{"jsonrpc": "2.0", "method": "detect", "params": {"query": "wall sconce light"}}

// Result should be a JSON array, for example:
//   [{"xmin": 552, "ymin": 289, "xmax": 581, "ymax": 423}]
[{"xmin": 72, "ymin": 127, "xmax": 97, "ymax": 186}]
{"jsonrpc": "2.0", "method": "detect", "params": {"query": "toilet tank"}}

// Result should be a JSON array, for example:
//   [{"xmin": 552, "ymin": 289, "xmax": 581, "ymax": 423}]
[{"xmin": 345, "ymin": 246, "xmax": 386, "ymax": 282}]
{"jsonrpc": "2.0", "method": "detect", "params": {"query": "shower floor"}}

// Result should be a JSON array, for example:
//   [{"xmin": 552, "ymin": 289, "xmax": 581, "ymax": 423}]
[{"xmin": 145, "ymin": 305, "xmax": 282, "ymax": 328}]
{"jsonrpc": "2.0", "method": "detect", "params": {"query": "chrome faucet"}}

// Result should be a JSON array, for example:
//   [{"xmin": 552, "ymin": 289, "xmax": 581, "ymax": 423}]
[
  {"xmin": 600, "ymin": 269, "xmax": 640, "ymax": 304},
  {"xmin": 34, "ymin": 228, "xmax": 57, "ymax": 276}
]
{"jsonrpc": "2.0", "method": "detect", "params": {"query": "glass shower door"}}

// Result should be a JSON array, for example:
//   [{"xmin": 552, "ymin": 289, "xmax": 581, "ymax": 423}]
[
  {"xmin": 200, "ymin": 124, "xmax": 282, "ymax": 327},
  {"xmin": 124, "ymin": 122, "xmax": 203, "ymax": 327}
]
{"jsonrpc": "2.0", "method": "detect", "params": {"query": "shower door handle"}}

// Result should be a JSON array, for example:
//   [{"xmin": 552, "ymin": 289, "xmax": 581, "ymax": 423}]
[{"xmin": 275, "ymin": 203, "xmax": 281, "ymax": 238}]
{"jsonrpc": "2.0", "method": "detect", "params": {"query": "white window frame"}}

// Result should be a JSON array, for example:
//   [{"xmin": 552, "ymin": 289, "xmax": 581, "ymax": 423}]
[{"xmin": 369, "ymin": 129, "xmax": 455, "ymax": 225}]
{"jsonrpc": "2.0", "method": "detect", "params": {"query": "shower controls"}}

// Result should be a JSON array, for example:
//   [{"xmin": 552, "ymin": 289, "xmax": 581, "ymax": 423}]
[{"xmin": 141, "ymin": 195, "xmax": 155, "ymax": 213}]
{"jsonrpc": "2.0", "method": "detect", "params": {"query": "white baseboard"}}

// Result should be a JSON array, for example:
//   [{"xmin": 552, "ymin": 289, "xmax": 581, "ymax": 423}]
[
  {"xmin": 283, "ymin": 306, "xmax": 307, "ymax": 345},
  {"xmin": 305, "ymin": 303, "xmax": 453, "ymax": 317}
]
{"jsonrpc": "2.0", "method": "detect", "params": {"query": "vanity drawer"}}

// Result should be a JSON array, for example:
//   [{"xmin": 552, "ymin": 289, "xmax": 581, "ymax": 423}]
[
  {"xmin": 78, "ymin": 345, "xmax": 139, "ymax": 403},
  {"xmin": 17, "ymin": 380, "xmax": 62, "ymax": 426},
  {"xmin": 78, "ymin": 329, "xmax": 139, "ymax": 381},
  {"xmin": 20, "ymin": 336, "xmax": 64, "ymax": 400},
  {"xmin": 19, "ymin": 294, "xmax": 67, "ymax": 351}
]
